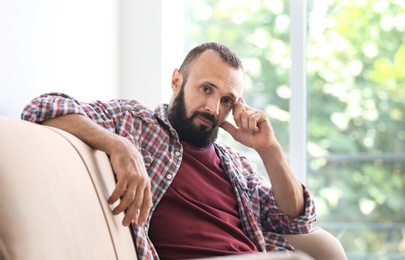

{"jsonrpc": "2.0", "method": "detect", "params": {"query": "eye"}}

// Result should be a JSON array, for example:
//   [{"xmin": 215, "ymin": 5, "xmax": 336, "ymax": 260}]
[
  {"xmin": 201, "ymin": 85, "xmax": 211, "ymax": 93},
  {"xmin": 221, "ymin": 97, "xmax": 233, "ymax": 106}
]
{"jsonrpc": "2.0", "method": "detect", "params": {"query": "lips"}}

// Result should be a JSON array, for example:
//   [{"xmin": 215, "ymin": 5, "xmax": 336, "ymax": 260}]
[{"xmin": 196, "ymin": 115, "xmax": 214, "ymax": 127}]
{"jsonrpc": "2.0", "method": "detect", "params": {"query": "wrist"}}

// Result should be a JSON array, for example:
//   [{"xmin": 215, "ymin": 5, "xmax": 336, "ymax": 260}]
[
  {"xmin": 99, "ymin": 132, "xmax": 127, "ymax": 156},
  {"xmin": 255, "ymin": 141, "xmax": 283, "ymax": 159}
]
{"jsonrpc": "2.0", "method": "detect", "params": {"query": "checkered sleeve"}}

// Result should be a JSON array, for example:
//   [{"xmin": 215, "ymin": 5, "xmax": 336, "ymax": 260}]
[
  {"xmin": 21, "ymin": 92, "xmax": 131, "ymax": 134},
  {"xmin": 259, "ymin": 181, "xmax": 317, "ymax": 235},
  {"xmin": 217, "ymin": 143, "xmax": 317, "ymax": 235},
  {"xmin": 229, "ymin": 150, "xmax": 317, "ymax": 235}
]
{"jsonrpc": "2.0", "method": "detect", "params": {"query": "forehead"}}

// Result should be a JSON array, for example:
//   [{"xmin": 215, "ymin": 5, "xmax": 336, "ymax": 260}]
[{"xmin": 186, "ymin": 50, "xmax": 245, "ymax": 98}]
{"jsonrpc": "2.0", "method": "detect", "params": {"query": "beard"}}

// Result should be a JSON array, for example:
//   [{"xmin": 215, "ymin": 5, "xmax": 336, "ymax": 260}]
[{"xmin": 168, "ymin": 83, "xmax": 219, "ymax": 148}]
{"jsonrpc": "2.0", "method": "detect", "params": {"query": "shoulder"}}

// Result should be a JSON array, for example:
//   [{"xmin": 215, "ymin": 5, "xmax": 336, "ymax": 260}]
[{"xmin": 101, "ymin": 99, "xmax": 156, "ymax": 120}]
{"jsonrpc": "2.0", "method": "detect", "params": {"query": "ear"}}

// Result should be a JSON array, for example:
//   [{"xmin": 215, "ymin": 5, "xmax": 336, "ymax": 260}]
[{"xmin": 171, "ymin": 68, "xmax": 183, "ymax": 94}]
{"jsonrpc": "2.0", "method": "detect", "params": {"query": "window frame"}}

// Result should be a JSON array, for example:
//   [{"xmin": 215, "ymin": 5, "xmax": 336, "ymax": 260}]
[{"xmin": 289, "ymin": 0, "xmax": 308, "ymax": 184}]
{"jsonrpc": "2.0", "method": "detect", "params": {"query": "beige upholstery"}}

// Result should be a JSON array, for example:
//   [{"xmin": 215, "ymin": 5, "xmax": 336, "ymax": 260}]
[
  {"xmin": 0, "ymin": 116, "xmax": 346, "ymax": 260},
  {"xmin": 0, "ymin": 116, "xmax": 136, "ymax": 260},
  {"xmin": 281, "ymin": 227, "xmax": 346, "ymax": 259}
]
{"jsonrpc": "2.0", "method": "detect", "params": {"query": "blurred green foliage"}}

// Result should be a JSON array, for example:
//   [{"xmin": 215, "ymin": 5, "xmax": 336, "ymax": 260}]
[{"xmin": 184, "ymin": 0, "xmax": 405, "ymax": 258}]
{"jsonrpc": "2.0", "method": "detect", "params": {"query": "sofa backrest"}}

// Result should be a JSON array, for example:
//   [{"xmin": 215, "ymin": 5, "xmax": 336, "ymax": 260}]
[{"xmin": 0, "ymin": 116, "xmax": 137, "ymax": 260}]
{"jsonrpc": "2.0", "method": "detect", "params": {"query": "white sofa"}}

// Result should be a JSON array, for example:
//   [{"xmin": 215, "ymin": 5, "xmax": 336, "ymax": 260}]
[{"xmin": 0, "ymin": 116, "xmax": 346, "ymax": 259}]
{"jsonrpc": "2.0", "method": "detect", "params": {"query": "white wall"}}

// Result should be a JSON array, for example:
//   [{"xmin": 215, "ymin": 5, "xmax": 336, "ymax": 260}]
[
  {"xmin": 0, "ymin": 0, "xmax": 185, "ymax": 119},
  {"xmin": 0, "ymin": 0, "xmax": 118, "ymax": 118},
  {"xmin": 118, "ymin": 0, "xmax": 185, "ymax": 110},
  {"xmin": 118, "ymin": 1, "xmax": 162, "ymax": 110},
  {"xmin": 161, "ymin": 0, "xmax": 186, "ymax": 105}
]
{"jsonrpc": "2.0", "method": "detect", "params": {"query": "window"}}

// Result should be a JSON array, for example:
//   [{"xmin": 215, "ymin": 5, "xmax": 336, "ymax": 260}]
[
  {"xmin": 184, "ymin": 0, "xmax": 293, "ymax": 178},
  {"xmin": 307, "ymin": 1, "xmax": 405, "ymax": 258},
  {"xmin": 184, "ymin": 0, "xmax": 405, "ymax": 258}
]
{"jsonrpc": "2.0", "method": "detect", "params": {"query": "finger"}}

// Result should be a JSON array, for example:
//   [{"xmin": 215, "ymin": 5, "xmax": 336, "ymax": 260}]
[
  {"xmin": 232, "ymin": 98, "xmax": 250, "ymax": 127},
  {"xmin": 240, "ymin": 110, "xmax": 250, "ymax": 130},
  {"xmin": 232, "ymin": 103, "xmax": 244, "ymax": 127},
  {"xmin": 247, "ymin": 111, "xmax": 261, "ymax": 132},
  {"xmin": 232, "ymin": 108, "xmax": 241, "ymax": 127},
  {"xmin": 121, "ymin": 188, "xmax": 142, "ymax": 226},
  {"xmin": 238, "ymin": 109, "xmax": 257, "ymax": 131},
  {"xmin": 108, "ymin": 178, "xmax": 128, "ymax": 204},
  {"xmin": 114, "ymin": 169, "xmax": 148, "ymax": 214},
  {"xmin": 120, "ymin": 174, "xmax": 151, "ymax": 226},
  {"xmin": 137, "ymin": 188, "xmax": 152, "ymax": 227},
  {"xmin": 220, "ymin": 120, "xmax": 238, "ymax": 138},
  {"xmin": 122, "ymin": 183, "xmax": 151, "ymax": 227},
  {"xmin": 113, "ymin": 185, "xmax": 137, "ymax": 215}
]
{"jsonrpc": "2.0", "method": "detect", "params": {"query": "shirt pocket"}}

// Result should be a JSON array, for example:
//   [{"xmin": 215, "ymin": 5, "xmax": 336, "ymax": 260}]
[
  {"xmin": 139, "ymin": 148, "xmax": 153, "ymax": 168},
  {"xmin": 125, "ymin": 132, "xmax": 154, "ymax": 168},
  {"xmin": 237, "ymin": 174, "xmax": 259, "ymax": 194}
]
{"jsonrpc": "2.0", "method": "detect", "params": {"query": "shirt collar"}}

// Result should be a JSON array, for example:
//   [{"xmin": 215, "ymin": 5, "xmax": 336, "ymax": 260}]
[
  {"xmin": 154, "ymin": 104, "xmax": 180, "ymax": 140},
  {"xmin": 154, "ymin": 104, "xmax": 171, "ymax": 126}
]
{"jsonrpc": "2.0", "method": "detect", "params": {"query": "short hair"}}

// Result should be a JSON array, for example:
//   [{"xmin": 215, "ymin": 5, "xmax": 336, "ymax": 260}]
[{"xmin": 179, "ymin": 42, "xmax": 243, "ymax": 80}]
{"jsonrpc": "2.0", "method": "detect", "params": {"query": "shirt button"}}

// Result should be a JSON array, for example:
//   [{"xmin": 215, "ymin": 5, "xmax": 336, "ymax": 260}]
[
  {"xmin": 166, "ymin": 174, "xmax": 173, "ymax": 180},
  {"xmin": 175, "ymin": 151, "xmax": 181, "ymax": 157}
]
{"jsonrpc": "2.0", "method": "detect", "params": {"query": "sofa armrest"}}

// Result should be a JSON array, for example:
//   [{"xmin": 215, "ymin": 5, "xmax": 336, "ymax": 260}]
[
  {"xmin": 0, "ymin": 116, "xmax": 136, "ymax": 260},
  {"xmin": 281, "ymin": 227, "xmax": 347, "ymax": 260}
]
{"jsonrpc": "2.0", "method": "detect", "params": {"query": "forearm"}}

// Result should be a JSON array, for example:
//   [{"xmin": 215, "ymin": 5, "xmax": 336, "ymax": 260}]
[
  {"xmin": 21, "ymin": 92, "xmax": 119, "ymax": 135},
  {"xmin": 257, "ymin": 143, "xmax": 305, "ymax": 218},
  {"xmin": 42, "ymin": 114, "xmax": 124, "ymax": 155}
]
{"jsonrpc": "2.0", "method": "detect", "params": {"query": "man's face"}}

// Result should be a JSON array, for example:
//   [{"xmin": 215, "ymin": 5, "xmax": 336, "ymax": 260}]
[
  {"xmin": 168, "ymin": 50, "xmax": 245, "ymax": 147},
  {"xmin": 169, "ymin": 82, "xmax": 219, "ymax": 147}
]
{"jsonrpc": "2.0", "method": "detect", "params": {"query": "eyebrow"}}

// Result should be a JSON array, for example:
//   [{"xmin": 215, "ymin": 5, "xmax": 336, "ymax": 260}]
[{"xmin": 203, "ymin": 81, "xmax": 238, "ymax": 101}]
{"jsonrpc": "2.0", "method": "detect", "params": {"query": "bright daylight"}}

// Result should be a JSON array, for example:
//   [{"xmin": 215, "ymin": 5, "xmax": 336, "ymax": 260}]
[{"xmin": 0, "ymin": 1, "xmax": 404, "ymax": 260}]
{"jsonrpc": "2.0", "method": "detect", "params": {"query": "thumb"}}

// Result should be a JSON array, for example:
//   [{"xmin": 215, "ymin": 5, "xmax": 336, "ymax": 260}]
[{"xmin": 220, "ymin": 121, "xmax": 238, "ymax": 138}]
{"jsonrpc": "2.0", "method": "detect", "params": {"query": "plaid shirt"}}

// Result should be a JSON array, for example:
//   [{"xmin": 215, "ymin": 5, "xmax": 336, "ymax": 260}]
[{"xmin": 21, "ymin": 92, "xmax": 316, "ymax": 260}]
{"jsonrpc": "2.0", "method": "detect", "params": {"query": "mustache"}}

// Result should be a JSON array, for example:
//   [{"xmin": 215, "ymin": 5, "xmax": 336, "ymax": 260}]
[{"xmin": 190, "ymin": 111, "xmax": 218, "ymax": 127}]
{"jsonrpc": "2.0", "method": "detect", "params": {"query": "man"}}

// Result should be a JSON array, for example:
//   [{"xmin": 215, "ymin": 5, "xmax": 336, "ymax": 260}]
[{"xmin": 21, "ymin": 42, "xmax": 316, "ymax": 259}]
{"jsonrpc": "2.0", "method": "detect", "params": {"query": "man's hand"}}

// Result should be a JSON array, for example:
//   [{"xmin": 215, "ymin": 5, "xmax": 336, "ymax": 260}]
[
  {"xmin": 107, "ymin": 137, "xmax": 152, "ymax": 227},
  {"xmin": 220, "ymin": 98, "xmax": 277, "ymax": 151},
  {"xmin": 42, "ymin": 114, "xmax": 152, "ymax": 227},
  {"xmin": 220, "ymin": 98, "xmax": 305, "ymax": 218}
]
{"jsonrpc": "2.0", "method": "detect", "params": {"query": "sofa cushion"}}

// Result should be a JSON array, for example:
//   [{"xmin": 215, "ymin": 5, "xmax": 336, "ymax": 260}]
[{"xmin": 0, "ymin": 116, "xmax": 136, "ymax": 260}]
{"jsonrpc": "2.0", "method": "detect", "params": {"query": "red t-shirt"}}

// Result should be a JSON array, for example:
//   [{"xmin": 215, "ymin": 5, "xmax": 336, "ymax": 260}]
[{"xmin": 148, "ymin": 141, "xmax": 258, "ymax": 259}]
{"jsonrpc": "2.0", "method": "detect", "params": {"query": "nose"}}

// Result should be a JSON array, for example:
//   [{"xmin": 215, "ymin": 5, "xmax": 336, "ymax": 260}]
[{"xmin": 205, "ymin": 98, "xmax": 220, "ymax": 115}]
